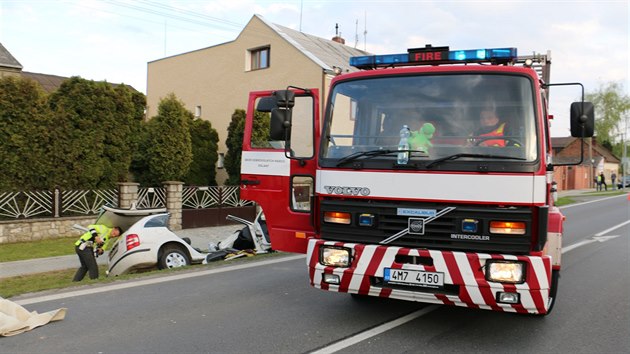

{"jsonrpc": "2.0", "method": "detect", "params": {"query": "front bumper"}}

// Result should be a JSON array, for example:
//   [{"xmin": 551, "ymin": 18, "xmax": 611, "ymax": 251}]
[
  {"xmin": 107, "ymin": 248, "xmax": 153, "ymax": 276},
  {"xmin": 307, "ymin": 239, "xmax": 552, "ymax": 314}
]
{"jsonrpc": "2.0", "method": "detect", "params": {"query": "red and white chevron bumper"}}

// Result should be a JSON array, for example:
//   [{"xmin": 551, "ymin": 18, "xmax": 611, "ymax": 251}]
[{"xmin": 307, "ymin": 239, "xmax": 553, "ymax": 315}]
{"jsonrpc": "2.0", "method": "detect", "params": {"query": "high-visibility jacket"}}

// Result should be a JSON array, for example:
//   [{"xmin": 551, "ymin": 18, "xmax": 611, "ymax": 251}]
[
  {"xmin": 478, "ymin": 123, "xmax": 506, "ymax": 147},
  {"xmin": 74, "ymin": 224, "xmax": 115, "ymax": 250}
]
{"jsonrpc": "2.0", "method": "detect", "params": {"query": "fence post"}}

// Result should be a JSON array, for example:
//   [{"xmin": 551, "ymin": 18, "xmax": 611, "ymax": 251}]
[
  {"xmin": 164, "ymin": 181, "xmax": 184, "ymax": 231},
  {"xmin": 53, "ymin": 187, "xmax": 60, "ymax": 217},
  {"xmin": 118, "ymin": 182, "xmax": 140, "ymax": 209}
]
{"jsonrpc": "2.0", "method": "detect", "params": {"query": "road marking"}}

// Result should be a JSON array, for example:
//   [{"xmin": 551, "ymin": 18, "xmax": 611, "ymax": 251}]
[
  {"xmin": 559, "ymin": 194, "xmax": 627, "ymax": 209},
  {"xmin": 309, "ymin": 305, "xmax": 440, "ymax": 354},
  {"xmin": 562, "ymin": 219, "xmax": 630, "ymax": 254},
  {"xmin": 15, "ymin": 254, "xmax": 305, "ymax": 306}
]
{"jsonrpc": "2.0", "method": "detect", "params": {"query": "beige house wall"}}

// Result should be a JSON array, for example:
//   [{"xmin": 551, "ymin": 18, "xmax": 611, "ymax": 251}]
[{"xmin": 147, "ymin": 16, "xmax": 330, "ymax": 184}]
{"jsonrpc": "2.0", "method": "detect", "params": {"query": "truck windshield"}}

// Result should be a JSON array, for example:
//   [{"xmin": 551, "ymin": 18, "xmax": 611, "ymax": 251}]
[{"xmin": 321, "ymin": 74, "xmax": 538, "ymax": 171}]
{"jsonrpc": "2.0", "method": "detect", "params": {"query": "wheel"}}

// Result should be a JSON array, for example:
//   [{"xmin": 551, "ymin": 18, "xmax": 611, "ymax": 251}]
[
  {"xmin": 158, "ymin": 245, "xmax": 190, "ymax": 270},
  {"xmin": 544, "ymin": 270, "xmax": 560, "ymax": 315}
]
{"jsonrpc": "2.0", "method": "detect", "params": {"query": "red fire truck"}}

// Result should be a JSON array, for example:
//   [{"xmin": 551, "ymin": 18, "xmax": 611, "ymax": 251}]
[{"xmin": 239, "ymin": 45, "xmax": 594, "ymax": 315}]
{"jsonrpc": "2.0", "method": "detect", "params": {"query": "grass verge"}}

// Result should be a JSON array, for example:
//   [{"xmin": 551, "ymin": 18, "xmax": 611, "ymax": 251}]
[
  {"xmin": 0, "ymin": 236, "xmax": 75, "ymax": 262},
  {"xmin": 0, "ymin": 252, "xmax": 285, "ymax": 299},
  {"xmin": 554, "ymin": 196, "xmax": 576, "ymax": 207},
  {"xmin": 583, "ymin": 190, "xmax": 627, "ymax": 196}
]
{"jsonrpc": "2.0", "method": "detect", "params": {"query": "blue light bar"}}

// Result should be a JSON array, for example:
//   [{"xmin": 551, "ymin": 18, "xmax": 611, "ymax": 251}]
[
  {"xmin": 349, "ymin": 53, "xmax": 409, "ymax": 68},
  {"xmin": 349, "ymin": 47, "xmax": 517, "ymax": 69},
  {"xmin": 449, "ymin": 48, "xmax": 517, "ymax": 61}
]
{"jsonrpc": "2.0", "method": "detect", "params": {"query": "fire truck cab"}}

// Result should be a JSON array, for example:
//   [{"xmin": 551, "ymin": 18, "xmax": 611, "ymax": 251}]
[{"xmin": 239, "ymin": 46, "xmax": 594, "ymax": 315}]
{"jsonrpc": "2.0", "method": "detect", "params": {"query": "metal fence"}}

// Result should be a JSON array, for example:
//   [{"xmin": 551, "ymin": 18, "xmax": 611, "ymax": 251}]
[{"xmin": 0, "ymin": 185, "xmax": 251, "ymax": 220}]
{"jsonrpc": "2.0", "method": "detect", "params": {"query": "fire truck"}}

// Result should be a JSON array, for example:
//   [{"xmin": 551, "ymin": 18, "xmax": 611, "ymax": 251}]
[{"xmin": 239, "ymin": 45, "xmax": 594, "ymax": 315}]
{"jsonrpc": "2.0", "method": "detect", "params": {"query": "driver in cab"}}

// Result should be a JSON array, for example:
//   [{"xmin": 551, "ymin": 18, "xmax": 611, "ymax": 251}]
[{"xmin": 472, "ymin": 102, "xmax": 519, "ymax": 147}]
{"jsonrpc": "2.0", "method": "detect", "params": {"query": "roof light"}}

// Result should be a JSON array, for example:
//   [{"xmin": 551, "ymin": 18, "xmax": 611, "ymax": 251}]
[{"xmin": 350, "ymin": 46, "xmax": 517, "ymax": 69}]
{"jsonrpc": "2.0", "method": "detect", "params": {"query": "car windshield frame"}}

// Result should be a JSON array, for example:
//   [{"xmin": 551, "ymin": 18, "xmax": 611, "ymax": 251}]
[{"xmin": 319, "ymin": 72, "xmax": 541, "ymax": 172}]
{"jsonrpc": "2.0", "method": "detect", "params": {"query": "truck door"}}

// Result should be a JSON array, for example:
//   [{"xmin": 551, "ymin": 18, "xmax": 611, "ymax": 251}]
[{"xmin": 239, "ymin": 89, "xmax": 319, "ymax": 254}]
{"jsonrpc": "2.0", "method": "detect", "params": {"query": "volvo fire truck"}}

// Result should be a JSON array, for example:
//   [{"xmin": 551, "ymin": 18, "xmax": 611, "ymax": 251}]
[{"xmin": 239, "ymin": 45, "xmax": 594, "ymax": 315}]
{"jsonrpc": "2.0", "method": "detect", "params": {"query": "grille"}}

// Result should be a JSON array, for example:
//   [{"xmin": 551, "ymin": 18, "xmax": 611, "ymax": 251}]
[{"xmin": 320, "ymin": 198, "xmax": 533, "ymax": 254}]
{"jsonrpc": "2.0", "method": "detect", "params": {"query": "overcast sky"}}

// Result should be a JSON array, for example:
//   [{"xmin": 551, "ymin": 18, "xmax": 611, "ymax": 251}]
[{"xmin": 1, "ymin": 0, "xmax": 628, "ymax": 137}]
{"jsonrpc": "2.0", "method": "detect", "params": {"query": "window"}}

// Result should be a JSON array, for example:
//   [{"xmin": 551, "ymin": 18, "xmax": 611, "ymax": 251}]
[
  {"xmin": 195, "ymin": 105, "xmax": 202, "ymax": 118},
  {"xmin": 250, "ymin": 47, "xmax": 270, "ymax": 70}
]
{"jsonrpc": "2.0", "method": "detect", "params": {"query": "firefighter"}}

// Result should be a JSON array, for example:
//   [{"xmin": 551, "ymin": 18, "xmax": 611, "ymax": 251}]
[
  {"xmin": 475, "ymin": 104, "xmax": 507, "ymax": 147},
  {"xmin": 471, "ymin": 101, "xmax": 520, "ymax": 147},
  {"xmin": 72, "ymin": 225, "xmax": 122, "ymax": 281}
]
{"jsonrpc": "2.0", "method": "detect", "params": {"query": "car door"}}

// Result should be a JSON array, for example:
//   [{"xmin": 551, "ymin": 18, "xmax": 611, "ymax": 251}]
[{"xmin": 239, "ymin": 89, "xmax": 319, "ymax": 254}]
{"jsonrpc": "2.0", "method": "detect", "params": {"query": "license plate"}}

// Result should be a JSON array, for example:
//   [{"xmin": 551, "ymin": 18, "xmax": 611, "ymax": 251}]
[{"xmin": 384, "ymin": 268, "xmax": 444, "ymax": 289}]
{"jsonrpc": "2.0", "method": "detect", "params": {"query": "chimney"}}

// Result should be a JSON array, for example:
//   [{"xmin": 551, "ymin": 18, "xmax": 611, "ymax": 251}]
[
  {"xmin": 332, "ymin": 23, "xmax": 345, "ymax": 44},
  {"xmin": 332, "ymin": 36, "xmax": 345, "ymax": 45}
]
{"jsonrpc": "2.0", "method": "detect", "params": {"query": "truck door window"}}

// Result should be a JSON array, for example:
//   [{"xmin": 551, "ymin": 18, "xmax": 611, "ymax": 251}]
[
  {"xmin": 291, "ymin": 175, "xmax": 313, "ymax": 212},
  {"xmin": 251, "ymin": 96, "xmax": 314, "ymax": 159}
]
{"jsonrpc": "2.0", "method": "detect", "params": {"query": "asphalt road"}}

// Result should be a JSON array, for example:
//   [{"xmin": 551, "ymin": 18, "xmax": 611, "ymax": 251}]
[{"xmin": 4, "ymin": 195, "xmax": 629, "ymax": 353}]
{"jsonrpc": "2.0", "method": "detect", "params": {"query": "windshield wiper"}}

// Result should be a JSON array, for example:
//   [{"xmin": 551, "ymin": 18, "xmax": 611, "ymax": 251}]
[
  {"xmin": 336, "ymin": 149, "xmax": 429, "ymax": 167},
  {"xmin": 335, "ymin": 149, "xmax": 397, "ymax": 166},
  {"xmin": 425, "ymin": 153, "xmax": 527, "ymax": 169}
]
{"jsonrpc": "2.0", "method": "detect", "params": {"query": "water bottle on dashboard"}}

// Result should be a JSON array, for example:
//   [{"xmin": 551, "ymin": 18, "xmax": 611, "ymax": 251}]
[{"xmin": 397, "ymin": 125, "xmax": 410, "ymax": 164}]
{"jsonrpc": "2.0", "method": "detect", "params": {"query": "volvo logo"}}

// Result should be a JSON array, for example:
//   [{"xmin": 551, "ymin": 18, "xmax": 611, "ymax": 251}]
[
  {"xmin": 408, "ymin": 218, "xmax": 425, "ymax": 235},
  {"xmin": 324, "ymin": 185, "xmax": 371, "ymax": 196}
]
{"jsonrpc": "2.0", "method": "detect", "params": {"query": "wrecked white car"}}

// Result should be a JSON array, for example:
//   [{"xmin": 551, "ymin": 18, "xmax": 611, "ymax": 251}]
[{"xmin": 92, "ymin": 206, "xmax": 207, "ymax": 276}]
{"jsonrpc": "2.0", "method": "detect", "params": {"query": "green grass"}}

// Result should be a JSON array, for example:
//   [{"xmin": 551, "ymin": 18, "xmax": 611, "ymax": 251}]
[
  {"xmin": 554, "ymin": 197, "xmax": 576, "ymax": 207},
  {"xmin": 583, "ymin": 190, "xmax": 627, "ymax": 196},
  {"xmin": 0, "ymin": 252, "xmax": 285, "ymax": 299},
  {"xmin": 0, "ymin": 236, "xmax": 76, "ymax": 262}
]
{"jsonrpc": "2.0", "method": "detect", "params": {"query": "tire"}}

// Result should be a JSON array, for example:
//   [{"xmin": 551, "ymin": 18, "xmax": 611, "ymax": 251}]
[
  {"xmin": 544, "ymin": 270, "xmax": 560, "ymax": 315},
  {"xmin": 158, "ymin": 245, "xmax": 190, "ymax": 270}
]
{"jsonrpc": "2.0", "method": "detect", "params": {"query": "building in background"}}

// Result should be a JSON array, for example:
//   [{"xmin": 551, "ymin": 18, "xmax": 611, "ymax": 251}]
[
  {"xmin": 146, "ymin": 14, "xmax": 369, "ymax": 183},
  {"xmin": 552, "ymin": 137, "xmax": 620, "ymax": 190}
]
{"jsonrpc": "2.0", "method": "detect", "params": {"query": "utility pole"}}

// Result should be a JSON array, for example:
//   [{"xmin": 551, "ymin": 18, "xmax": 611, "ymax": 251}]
[{"xmin": 623, "ymin": 114, "xmax": 628, "ymax": 190}]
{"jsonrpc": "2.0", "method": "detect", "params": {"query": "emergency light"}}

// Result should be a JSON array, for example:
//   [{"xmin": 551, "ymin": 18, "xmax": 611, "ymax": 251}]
[{"xmin": 349, "ymin": 45, "xmax": 518, "ymax": 69}]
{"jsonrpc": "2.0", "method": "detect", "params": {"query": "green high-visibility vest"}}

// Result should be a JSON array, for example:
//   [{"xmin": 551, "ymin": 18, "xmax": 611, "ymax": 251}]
[{"xmin": 74, "ymin": 225, "xmax": 113, "ymax": 247}]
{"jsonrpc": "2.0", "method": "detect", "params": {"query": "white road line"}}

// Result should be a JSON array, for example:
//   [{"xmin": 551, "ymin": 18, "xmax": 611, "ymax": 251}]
[
  {"xmin": 594, "ymin": 219, "xmax": 630, "ymax": 237},
  {"xmin": 310, "ymin": 305, "xmax": 440, "ymax": 354},
  {"xmin": 15, "ymin": 254, "xmax": 305, "ymax": 306},
  {"xmin": 562, "ymin": 219, "xmax": 630, "ymax": 254}
]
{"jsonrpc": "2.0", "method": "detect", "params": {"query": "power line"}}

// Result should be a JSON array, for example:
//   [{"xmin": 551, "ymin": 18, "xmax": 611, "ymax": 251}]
[{"xmin": 105, "ymin": 0, "xmax": 243, "ymax": 31}]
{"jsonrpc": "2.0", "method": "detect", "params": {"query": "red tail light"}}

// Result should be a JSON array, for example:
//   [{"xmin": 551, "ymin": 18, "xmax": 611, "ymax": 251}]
[{"xmin": 126, "ymin": 234, "xmax": 140, "ymax": 251}]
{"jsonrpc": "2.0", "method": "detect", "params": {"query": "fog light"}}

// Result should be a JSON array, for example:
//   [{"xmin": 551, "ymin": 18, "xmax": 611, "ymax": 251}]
[
  {"xmin": 486, "ymin": 261, "xmax": 525, "ymax": 283},
  {"xmin": 358, "ymin": 213, "xmax": 375, "ymax": 227},
  {"xmin": 497, "ymin": 292, "xmax": 520, "ymax": 304},
  {"xmin": 461, "ymin": 218, "xmax": 479, "ymax": 233},
  {"xmin": 323, "ymin": 273, "xmax": 340, "ymax": 284},
  {"xmin": 320, "ymin": 247, "xmax": 351, "ymax": 267}
]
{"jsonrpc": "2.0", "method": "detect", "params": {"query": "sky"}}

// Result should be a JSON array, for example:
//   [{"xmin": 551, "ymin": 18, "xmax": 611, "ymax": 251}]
[{"xmin": 0, "ymin": 0, "xmax": 628, "ymax": 137}]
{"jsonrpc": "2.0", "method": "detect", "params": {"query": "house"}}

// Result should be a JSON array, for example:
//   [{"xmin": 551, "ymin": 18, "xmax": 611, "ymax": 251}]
[
  {"xmin": 1, "ymin": 42, "xmax": 67, "ymax": 92},
  {"xmin": 146, "ymin": 14, "xmax": 370, "ymax": 183},
  {"xmin": 1, "ymin": 42, "xmax": 136, "ymax": 93},
  {"xmin": 0, "ymin": 42, "xmax": 23, "ymax": 77},
  {"xmin": 551, "ymin": 137, "xmax": 620, "ymax": 190}
]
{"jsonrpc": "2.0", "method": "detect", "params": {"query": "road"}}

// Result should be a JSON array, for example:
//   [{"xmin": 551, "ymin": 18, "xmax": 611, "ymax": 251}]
[{"xmin": 4, "ymin": 195, "xmax": 629, "ymax": 353}]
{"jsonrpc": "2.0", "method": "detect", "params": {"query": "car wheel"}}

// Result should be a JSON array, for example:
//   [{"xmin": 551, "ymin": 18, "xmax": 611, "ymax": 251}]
[{"xmin": 158, "ymin": 245, "xmax": 190, "ymax": 270}]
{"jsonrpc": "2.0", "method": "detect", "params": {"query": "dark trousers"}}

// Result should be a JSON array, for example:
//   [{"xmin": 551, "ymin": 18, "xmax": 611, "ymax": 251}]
[{"xmin": 73, "ymin": 245, "xmax": 98, "ymax": 281}]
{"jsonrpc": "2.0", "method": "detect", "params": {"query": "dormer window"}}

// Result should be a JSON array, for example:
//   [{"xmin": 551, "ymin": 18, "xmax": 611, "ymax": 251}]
[{"xmin": 248, "ymin": 46, "xmax": 270, "ymax": 71}]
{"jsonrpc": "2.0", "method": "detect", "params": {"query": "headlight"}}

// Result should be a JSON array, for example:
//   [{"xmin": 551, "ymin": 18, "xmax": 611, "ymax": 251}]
[
  {"xmin": 485, "ymin": 260, "xmax": 525, "ymax": 284},
  {"xmin": 320, "ymin": 246, "xmax": 351, "ymax": 267}
]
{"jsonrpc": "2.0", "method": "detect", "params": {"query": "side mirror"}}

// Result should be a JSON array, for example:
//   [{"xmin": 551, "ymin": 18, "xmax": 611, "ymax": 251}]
[
  {"xmin": 570, "ymin": 101, "xmax": 594, "ymax": 138},
  {"xmin": 270, "ymin": 108, "xmax": 291, "ymax": 141},
  {"xmin": 256, "ymin": 96, "xmax": 277, "ymax": 113},
  {"xmin": 268, "ymin": 90, "xmax": 295, "ymax": 142}
]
